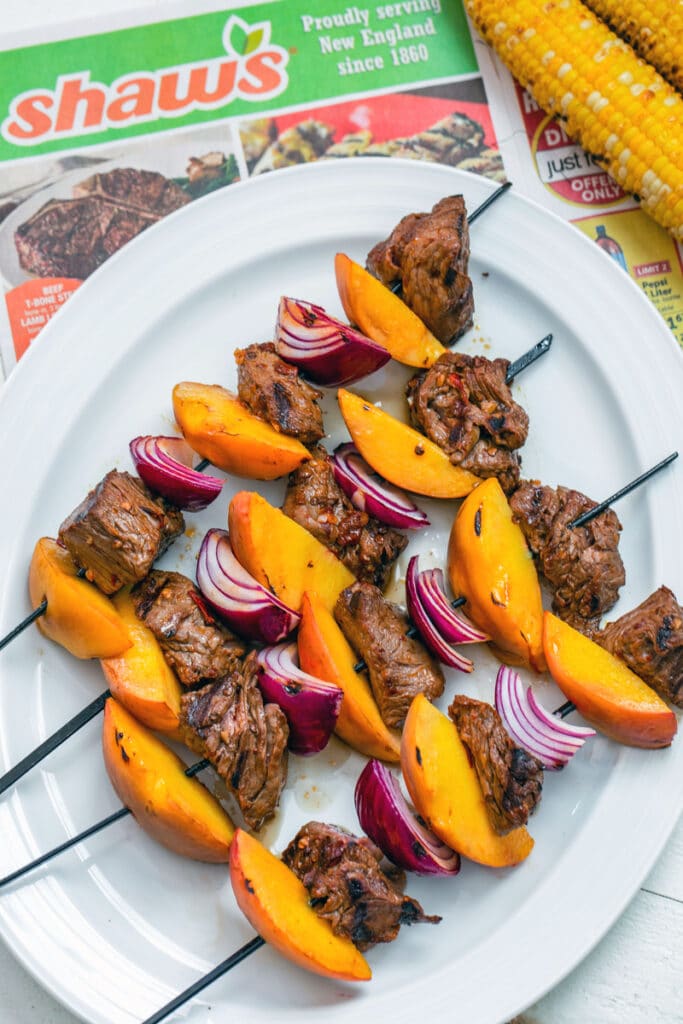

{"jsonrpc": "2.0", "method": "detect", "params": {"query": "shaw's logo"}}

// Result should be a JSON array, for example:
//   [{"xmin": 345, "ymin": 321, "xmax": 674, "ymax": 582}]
[{"xmin": 2, "ymin": 16, "xmax": 289, "ymax": 146}]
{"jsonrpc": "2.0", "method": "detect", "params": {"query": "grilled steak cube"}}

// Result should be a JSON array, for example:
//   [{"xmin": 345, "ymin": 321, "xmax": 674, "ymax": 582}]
[
  {"xmin": 448, "ymin": 695, "xmax": 543, "ymax": 835},
  {"xmin": 132, "ymin": 570, "xmax": 245, "ymax": 686},
  {"xmin": 235, "ymin": 342, "xmax": 324, "ymax": 444},
  {"xmin": 282, "ymin": 446, "xmax": 407, "ymax": 589},
  {"xmin": 281, "ymin": 821, "xmax": 440, "ymax": 950},
  {"xmin": 334, "ymin": 581, "xmax": 444, "ymax": 729},
  {"xmin": 178, "ymin": 652, "xmax": 288, "ymax": 831},
  {"xmin": 596, "ymin": 586, "xmax": 683, "ymax": 707},
  {"xmin": 58, "ymin": 470, "xmax": 184, "ymax": 595},
  {"xmin": 407, "ymin": 352, "xmax": 527, "ymax": 495},
  {"xmin": 366, "ymin": 195, "xmax": 474, "ymax": 343},
  {"xmin": 509, "ymin": 480, "xmax": 625, "ymax": 636}
]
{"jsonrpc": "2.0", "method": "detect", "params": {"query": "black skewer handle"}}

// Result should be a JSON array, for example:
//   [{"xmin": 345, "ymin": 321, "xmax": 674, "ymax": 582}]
[
  {"xmin": 568, "ymin": 451, "xmax": 678, "ymax": 529},
  {"xmin": 0, "ymin": 599, "xmax": 47, "ymax": 652},
  {"xmin": 141, "ymin": 936, "xmax": 266, "ymax": 1024},
  {"xmin": 505, "ymin": 334, "xmax": 553, "ymax": 384},
  {"xmin": 0, "ymin": 689, "xmax": 111, "ymax": 796}
]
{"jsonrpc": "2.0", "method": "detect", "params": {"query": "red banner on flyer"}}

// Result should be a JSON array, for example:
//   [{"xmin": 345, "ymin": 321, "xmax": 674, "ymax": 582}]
[{"xmin": 5, "ymin": 278, "xmax": 82, "ymax": 360}]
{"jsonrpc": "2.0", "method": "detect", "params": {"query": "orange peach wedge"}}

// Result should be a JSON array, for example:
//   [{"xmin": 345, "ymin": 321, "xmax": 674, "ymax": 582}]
[
  {"xmin": 448, "ymin": 477, "xmax": 546, "ymax": 671},
  {"xmin": 100, "ymin": 589, "xmax": 182, "ymax": 735},
  {"xmin": 102, "ymin": 698, "xmax": 234, "ymax": 862},
  {"xmin": 173, "ymin": 381, "xmax": 309, "ymax": 480},
  {"xmin": 401, "ymin": 694, "xmax": 533, "ymax": 868},
  {"xmin": 337, "ymin": 388, "xmax": 479, "ymax": 499},
  {"xmin": 543, "ymin": 612, "xmax": 677, "ymax": 748},
  {"xmin": 228, "ymin": 491, "xmax": 354, "ymax": 612},
  {"xmin": 230, "ymin": 828, "xmax": 371, "ymax": 981},
  {"xmin": 335, "ymin": 253, "xmax": 446, "ymax": 368},
  {"xmin": 298, "ymin": 591, "xmax": 401, "ymax": 762},
  {"xmin": 28, "ymin": 537, "xmax": 131, "ymax": 659}
]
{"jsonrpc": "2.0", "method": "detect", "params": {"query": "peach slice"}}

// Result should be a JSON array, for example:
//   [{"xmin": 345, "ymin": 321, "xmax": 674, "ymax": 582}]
[
  {"xmin": 335, "ymin": 253, "xmax": 446, "ymax": 368},
  {"xmin": 173, "ymin": 381, "xmax": 310, "ymax": 480},
  {"xmin": 298, "ymin": 591, "xmax": 401, "ymax": 762},
  {"xmin": 337, "ymin": 388, "xmax": 479, "ymax": 499},
  {"xmin": 401, "ymin": 694, "xmax": 534, "ymax": 868},
  {"xmin": 228, "ymin": 491, "xmax": 355, "ymax": 612},
  {"xmin": 102, "ymin": 698, "xmax": 234, "ymax": 862},
  {"xmin": 28, "ymin": 537, "xmax": 131, "ymax": 659},
  {"xmin": 229, "ymin": 828, "xmax": 371, "ymax": 981},
  {"xmin": 543, "ymin": 612, "xmax": 677, "ymax": 748},
  {"xmin": 448, "ymin": 477, "xmax": 545, "ymax": 671},
  {"xmin": 100, "ymin": 589, "xmax": 182, "ymax": 735}
]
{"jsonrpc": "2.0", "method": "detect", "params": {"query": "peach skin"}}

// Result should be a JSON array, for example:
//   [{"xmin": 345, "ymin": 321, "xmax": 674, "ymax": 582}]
[
  {"xmin": 28, "ymin": 537, "xmax": 131, "ymax": 659},
  {"xmin": 100, "ymin": 588, "xmax": 182, "ymax": 735},
  {"xmin": 338, "ymin": 388, "xmax": 479, "ymax": 499},
  {"xmin": 229, "ymin": 828, "xmax": 371, "ymax": 981},
  {"xmin": 173, "ymin": 381, "xmax": 310, "ymax": 479},
  {"xmin": 298, "ymin": 591, "xmax": 401, "ymax": 762},
  {"xmin": 401, "ymin": 694, "xmax": 534, "ymax": 868},
  {"xmin": 543, "ymin": 612, "xmax": 677, "ymax": 748},
  {"xmin": 448, "ymin": 477, "xmax": 545, "ymax": 671},
  {"xmin": 102, "ymin": 698, "xmax": 234, "ymax": 862},
  {"xmin": 228, "ymin": 491, "xmax": 354, "ymax": 612},
  {"xmin": 335, "ymin": 253, "xmax": 446, "ymax": 368}
]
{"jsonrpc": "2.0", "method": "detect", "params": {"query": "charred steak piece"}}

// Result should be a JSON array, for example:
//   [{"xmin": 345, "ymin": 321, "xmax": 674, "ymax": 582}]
[
  {"xmin": 179, "ymin": 653, "xmax": 288, "ymax": 831},
  {"xmin": 58, "ymin": 470, "xmax": 184, "ymax": 595},
  {"xmin": 509, "ymin": 480, "xmax": 625, "ymax": 636},
  {"xmin": 334, "ymin": 581, "xmax": 444, "ymax": 729},
  {"xmin": 366, "ymin": 195, "xmax": 474, "ymax": 344},
  {"xmin": 596, "ymin": 586, "xmax": 683, "ymax": 707},
  {"xmin": 448, "ymin": 695, "xmax": 543, "ymax": 835},
  {"xmin": 15, "ymin": 169, "xmax": 189, "ymax": 280},
  {"xmin": 407, "ymin": 352, "xmax": 528, "ymax": 494},
  {"xmin": 235, "ymin": 342, "xmax": 324, "ymax": 444},
  {"xmin": 282, "ymin": 821, "xmax": 440, "ymax": 950},
  {"xmin": 282, "ymin": 446, "xmax": 407, "ymax": 589},
  {"xmin": 132, "ymin": 570, "xmax": 245, "ymax": 686}
]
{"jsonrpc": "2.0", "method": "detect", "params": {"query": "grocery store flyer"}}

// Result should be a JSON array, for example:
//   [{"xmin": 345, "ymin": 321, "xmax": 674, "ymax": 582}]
[{"xmin": 0, "ymin": 0, "xmax": 502, "ymax": 373}]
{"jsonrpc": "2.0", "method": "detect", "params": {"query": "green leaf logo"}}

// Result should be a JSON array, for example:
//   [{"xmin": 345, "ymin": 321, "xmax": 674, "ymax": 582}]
[{"xmin": 222, "ymin": 16, "xmax": 271, "ymax": 58}]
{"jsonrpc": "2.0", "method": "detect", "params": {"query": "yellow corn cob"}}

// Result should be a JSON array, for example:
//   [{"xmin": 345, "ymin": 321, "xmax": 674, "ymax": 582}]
[
  {"xmin": 582, "ymin": 0, "xmax": 683, "ymax": 94},
  {"xmin": 465, "ymin": 0, "xmax": 683, "ymax": 239}
]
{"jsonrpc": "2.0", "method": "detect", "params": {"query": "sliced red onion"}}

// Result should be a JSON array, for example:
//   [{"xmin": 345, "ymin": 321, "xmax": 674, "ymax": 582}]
[
  {"xmin": 275, "ymin": 297, "xmax": 391, "ymax": 386},
  {"xmin": 410, "ymin": 556, "xmax": 488, "ymax": 643},
  {"xmin": 355, "ymin": 760, "xmax": 460, "ymax": 876},
  {"xmin": 494, "ymin": 664, "xmax": 595, "ymax": 770},
  {"xmin": 257, "ymin": 643, "xmax": 343, "ymax": 756},
  {"xmin": 332, "ymin": 443, "xmax": 429, "ymax": 529},
  {"xmin": 405, "ymin": 556, "xmax": 474, "ymax": 672},
  {"xmin": 130, "ymin": 435, "xmax": 223, "ymax": 511},
  {"xmin": 197, "ymin": 529, "xmax": 300, "ymax": 643}
]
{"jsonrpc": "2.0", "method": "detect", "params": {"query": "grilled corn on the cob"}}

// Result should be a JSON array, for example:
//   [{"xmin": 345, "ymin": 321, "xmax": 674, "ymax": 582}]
[
  {"xmin": 582, "ymin": 0, "xmax": 683, "ymax": 94},
  {"xmin": 465, "ymin": 0, "xmax": 683, "ymax": 238}
]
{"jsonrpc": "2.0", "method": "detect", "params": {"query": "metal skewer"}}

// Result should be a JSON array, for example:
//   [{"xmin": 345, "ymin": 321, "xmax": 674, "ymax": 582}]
[{"xmin": 567, "ymin": 451, "xmax": 678, "ymax": 529}]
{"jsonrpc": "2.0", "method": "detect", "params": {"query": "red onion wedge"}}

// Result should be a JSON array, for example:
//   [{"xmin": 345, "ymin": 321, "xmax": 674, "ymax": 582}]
[
  {"xmin": 405, "ymin": 556, "xmax": 474, "ymax": 672},
  {"xmin": 197, "ymin": 529, "xmax": 300, "ymax": 643},
  {"xmin": 409, "ymin": 556, "xmax": 488, "ymax": 643},
  {"xmin": 332, "ymin": 443, "xmax": 429, "ymax": 529},
  {"xmin": 257, "ymin": 643, "xmax": 343, "ymax": 756},
  {"xmin": 275, "ymin": 297, "xmax": 391, "ymax": 387},
  {"xmin": 355, "ymin": 760, "xmax": 460, "ymax": 876},
  {"xmin": 494, "ymin": 664, "xmax": 595, "ymax": 770},
  {"xmin": 130, "ymin": 435, "xmax": 222, "ymax": 511}
]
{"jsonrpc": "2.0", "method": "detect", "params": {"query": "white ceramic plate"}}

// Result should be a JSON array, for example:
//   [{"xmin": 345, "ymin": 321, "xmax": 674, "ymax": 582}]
[{"xmin": 0, "ymin": 159, "xmax": 681, "ymax": 1024}]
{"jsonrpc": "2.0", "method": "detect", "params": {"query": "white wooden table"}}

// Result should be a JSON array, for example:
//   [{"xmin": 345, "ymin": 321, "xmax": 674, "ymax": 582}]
[{"xmin": 1, "ymin": 1, "xmax": 681, "ymax": 1021}]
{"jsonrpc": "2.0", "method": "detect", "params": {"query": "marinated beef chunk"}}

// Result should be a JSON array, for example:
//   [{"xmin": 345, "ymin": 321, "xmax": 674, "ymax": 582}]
[
  {"xmin": 132, "ymin": 570, "xmax": 246, "ymax": 686},
  {"xmin": 282, "ymin": 822, "xmax": 440, "ymax": 950},
  {"xmin": 510, "ymin": 481, "xmax": 625, "ymax": 636},
  {"xmin": 282, "ymin": 446, "xmax": 407, "ymax": 589},
  {"xmin": 178, "ymin": 653, "xmax": 288, "ymax": 831},
  {"xmin": 596, "ymin": 586, "xmax": 683, "ymax": 707},
  {"xmin": 448, "ymin": 695, "xmax": 543, "ymax": 835},
  {"xmin": 366, "ymin": 195, "xmax": 474, "ymax": 344},
  {"xmin": 406, "ymin": 352, "xmax": 527, "ymax": 494},
  {"xmin": 334, "ymin": 581, "xmax": 444, "ymax": 729},
  {"xmin": 58, "ymin": 470, "xmax": 184, "ymax": 595},
  {"xmin": 235, "ymin": 342, "xmax": 324, "ymax": 444}
]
